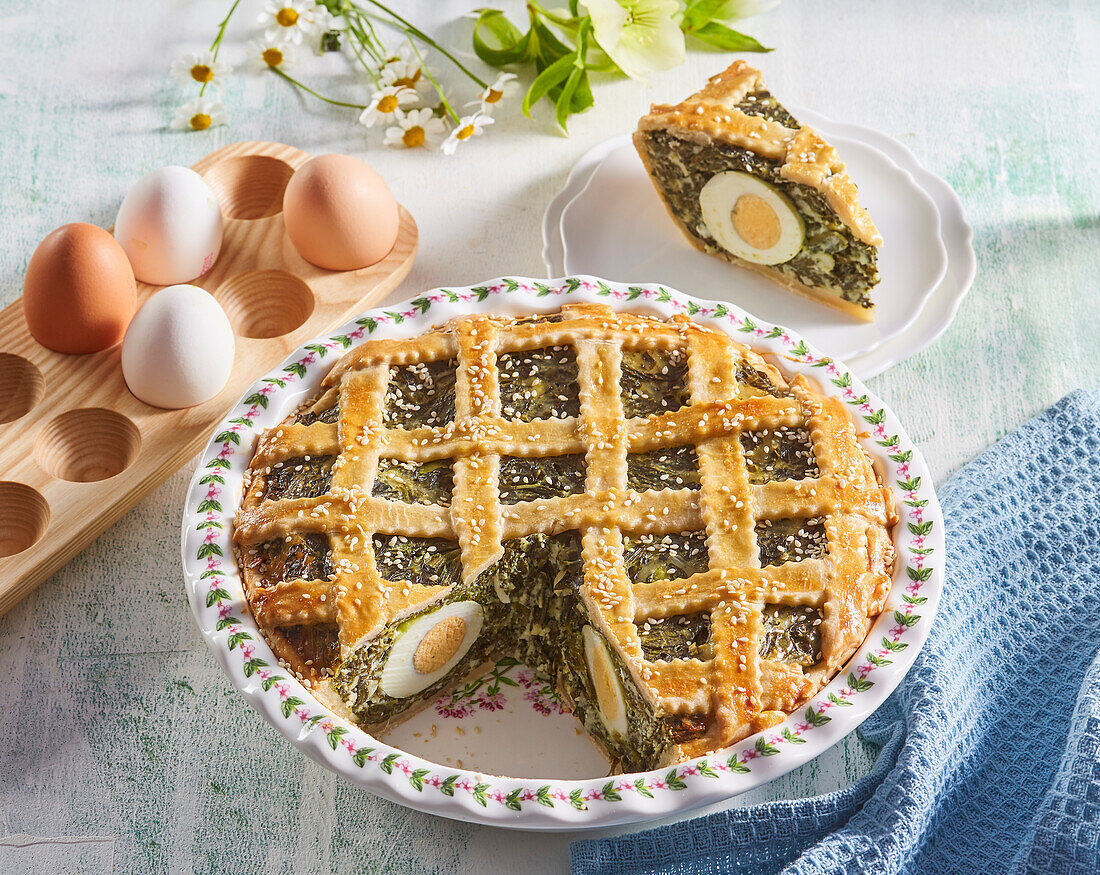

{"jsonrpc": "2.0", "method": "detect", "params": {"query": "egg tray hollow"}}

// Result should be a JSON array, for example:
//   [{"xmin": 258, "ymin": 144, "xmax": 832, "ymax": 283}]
[{"xmin": 0, "ymin": 140, "xmax": 417, "ymax": 616}]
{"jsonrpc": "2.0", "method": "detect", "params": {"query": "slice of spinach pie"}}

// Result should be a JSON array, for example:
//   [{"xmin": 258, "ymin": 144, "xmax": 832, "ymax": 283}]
[
  {"xmin": 635, "ymin": 61, "xmax": 884, "ymax": 321},
  {"xmin": 234, "ymin": 304, "xmax": 896, "ymax": 773}
]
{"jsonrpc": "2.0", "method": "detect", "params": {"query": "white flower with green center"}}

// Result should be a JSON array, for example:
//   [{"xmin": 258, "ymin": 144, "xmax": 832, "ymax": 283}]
[
  {"xmin": 583, "ymin": 0, "xmax": 685, "ymax": 82},
  {"xmin": 257, "ymin": 0, "xmax": 324, "ymax": 46},
  {"xmin": 170, "ymin": 97, "xmax": 228, "ymax": 132},
  {"xmin": 247, "ymin": 39, "xmax": 298, "ymax": 73},
  {"xmin": 170, "ymin": 51, "xmax": 232, "ymax": 92},
  {"xmin": 383, "ymin": 108, "xmax": 447, "ymax": 149},
  {"xmin": 441, "ymin": 112, "xmax": 493, "ymax": 155},
  {"xmin": 359, "ymin": 84, "xmax": 419, "ymax": 128}
]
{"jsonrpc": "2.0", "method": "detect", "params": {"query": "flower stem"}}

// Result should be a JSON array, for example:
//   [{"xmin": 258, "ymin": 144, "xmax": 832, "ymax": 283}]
[
  {"xmin": 201, "ymin": 0, "xmax": 241, "ymax": 97},
  {"xmin": 271, "ymin": 66, "xmax": 367, "ymax": 110},
  {"xmin": 355, "ymin": 0, "xmax": 488, "ymax": 88},
  {"xmin": 406, "ymin": 35, "xmax": 459, "ymax": 124}
]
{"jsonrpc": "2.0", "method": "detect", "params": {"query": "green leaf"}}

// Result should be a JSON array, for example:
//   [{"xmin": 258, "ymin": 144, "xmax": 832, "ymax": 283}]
[
  {"xmin": 889, "ymin": 450, "xmax": 912, "ymax": 463},
  {"xmin": 522, "ymin": 52, "xmax": 575, "ymax": 118},
  {"xmin": 411, "ymin": 768, "xmax": 430, "ymax": 792},
  {"xmin": 899, "ymin": 478, "xmax": 923, "ymax": 493},
  {"xmin": 907, "ymin": 520, "xmax": 933, "ymax": 537},
  {"xmin": 441, "ymin": 775, "xmax": 459, "ymax": 796},
  {"xmin": 903, "ymin": 594, "xmax": 929, "ymax": 605},
  {"xmin": 411, "ymin": 297, "xmax": 432, "ymax": 314},
  {"xmin": 352, "ymin": 747, "xmax": 375, "ymax": 768},
  {"xmin": 555, "ymin": 64, "xmax": 585, "ymax": 131},
  {"xmin": 263, "ymin": 377, "xmax": 287, "ymax": 388},
  {"xmin": 504, "ymin": 787, "xmax": 523, "ymax": 810},
  {"xmin": 829, "ymin": 692, "xmax": 853, "ymax": 707},
  {"xmin": 682, "ymin": 0, "xmax": 729, "ymax": 29},
  {"xmin": 205, "ymin": 587, "xmax": 230, "ymax": 607},
  {"xmin": 867, "ymin": 653, "xmax": 892, "ymax": 666},
  {"xmin": 634, "ymin": 777, "xmax": 655, "ymax": 796},
  {"xmin": 205, "ymin": 457, "xmax": 231, "ymax": 470},
  {"xmin": 333, "ymin": 335, "xmax": 353, "ymax": 348},
  {"xmin": 696, "ymin": 759, "xmax": 719, "ymax": 777},
  {"xmin": 215, "ymin": 616, "xmax": 238, "ymax": 631},
  {"xmin": 848, "ymin": 672, "xmax": 874, "ymax": 692},
  {"xmin": 863, "ymin": 409, "xmax": 886, "ymax": 425},
  {"xmin": 196, "ymin": 543, "xmax": 223, "ymax": 559},
  {"xmin": 665, "ymin": 768, "xmax": 688, "ymax": 790},
  {"xmin": 260, "ymin": 675, "xmax": 285, "ymax": 691},
  {"xmin": 536, "ymin": 785, "xmax": 555, "ymax": 807},
  {"xmin": 195, "ymin": 520, "xmax": 222, "ymax": 531},
  {"xmin": 356, "ymin": 317, "xmax": 378, "ymax": 333},
  {"xmin": 384, "ymin": 311, "xmax": 405, "ymax": 324},
  {"xmin": 755, "ymin": 737, "xmax": 779, "ymax": 756},
  {"xmin": 474, "ymin": 782, "xmax": 491, "ymax": 807},
  {"xmin": 243, "ymin": 657, "xmax": 267, "ymax": 677},
  {"xmin": 380, "ymin": 753, "xmax": 399, "ymax": 775},
  {"xmin": 326, "ymin": 726, "xmax": 348, "ymax": 750},
  {"xmin": 472, "ymin": 9, "xmax": 531, "ymax": 66},
  {"xmin": 197, "ymin": 498, "xmax": 222, "ymax": 513},
  {"xmin": 782, "ymin": 727, "xmax": 806, "ymax": 744},
  {"xmin": 245, "ymin": 392, "xmax": 269, "ymax": 408},
  {"xmin": 832, "ymin": 373, "xmax": 853, "ymax": 388},
  {"xmin": 214, "ymin": 430, "xmax": 240, "ymax": 446},
  {"xmin": 284, "ymin": 362, "xmax": 308, "ymax": 379},
  {"xmin": 227, "ymin": 631, "xmax": 251, "ymax": 650},
  {"xmin": 689, "ymin": 21, "xmax": 771, "ymax": 52},
  {"xmin": 739, "ymin": 317, "xmax": 757, "ymax": 333},
  {"xmin": 882, "ymin": 636, "xmax": 909, "ymax": 652},
  {"xmin": 893, "ymin": 610, "xmax": 920, "ymax": 628},
  {"xmin": 280, "ymin": 696, "xmax": 303, "ymax": 718},
  {"xmin": 569, "ymin": 788, "xmax": 588, "ymax": 809},
  {"xmin": 305, "ymin": 343, "xmax": 328, "ymax": 358},
  {"xmin": 601, "ymin": 780, "xmax": 622, "ymax": 801},
  {"xmin": 806, "ymin": 707, "xmax": 831, "ymax": 727},
  {"xmin": 198, "ymin": 474, "xmax": 225, "ymax": 486},
  {"xmin": 726, "ymin": 756, "xmax": 750, "ymax": 773}
]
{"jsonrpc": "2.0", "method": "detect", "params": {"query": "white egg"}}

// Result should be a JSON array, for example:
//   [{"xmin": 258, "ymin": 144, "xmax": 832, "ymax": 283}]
[
  {"xmin": 380, "ymin": 601, "xmax": 484, "ymax": 699},
  {"xmin": 121, "ymin": 284, "xmax": 235, "ymax": 409},
  {"xmin": 115, "ymin": 166, "xmax": 223, "ymax": 285}
]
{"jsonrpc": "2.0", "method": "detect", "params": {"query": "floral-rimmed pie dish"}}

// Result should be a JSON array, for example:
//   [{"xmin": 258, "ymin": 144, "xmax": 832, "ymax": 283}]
[{"xmin": 182, "ymin": 276, "xmax": 943, "ymax": 830}]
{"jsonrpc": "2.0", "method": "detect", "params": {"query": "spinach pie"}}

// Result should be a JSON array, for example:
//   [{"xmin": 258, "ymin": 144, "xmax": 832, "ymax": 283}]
[
  {"xmin": 635, "ymin": 62, "xmax": 884, "ymax": 321},
  {"xmin": 234, "ymin": 304, "xmax": 896, "ymax": 772}
]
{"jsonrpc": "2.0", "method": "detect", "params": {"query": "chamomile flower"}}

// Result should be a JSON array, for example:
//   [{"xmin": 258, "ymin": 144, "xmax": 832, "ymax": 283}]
[
  {"xmin": 257, "ymin": 0, "xmax": 325, "ymax": 46},
  {"xmin": 468, "ymin": 72, "xmax": 519, "ymax": 113},
  {"xmin": 170, "ymin": 51, "xmax": 232, "ymax": 92},
  {"xmin": 441, "ymin": 112, "xmax": 493, "ymax": 155},
  {"xmin": 170, "ymin": 97, "xmax": 228, "ymax": 132},
  {"xmin": 247, "ymin": 39, "xmax": 298, "ymax": 72},
  {"xmin": 381, "ymin": 45, "xmax": 432, "ymax": 95},
  {"xmin": 383, "ymin": 108, "xmax": 447, "ymax": 149},
  {"xmin": 358, "ymin": 84, "xmax": 418, "ymax": 128}
]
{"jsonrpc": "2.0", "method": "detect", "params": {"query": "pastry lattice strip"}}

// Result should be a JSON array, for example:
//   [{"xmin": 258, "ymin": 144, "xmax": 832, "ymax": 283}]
[{"xmin": 235, "ymin": 302, "xmax": 894, "ymax": 757}]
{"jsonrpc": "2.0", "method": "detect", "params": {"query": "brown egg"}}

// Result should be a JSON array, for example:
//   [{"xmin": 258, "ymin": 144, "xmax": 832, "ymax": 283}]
[
  {"xmin": 23, "ymin": 223, "xmax": 137, "ymax": 354},
  {"xmin": 283, "ymin": 154, "xmax": 399, "ymax": 271}
]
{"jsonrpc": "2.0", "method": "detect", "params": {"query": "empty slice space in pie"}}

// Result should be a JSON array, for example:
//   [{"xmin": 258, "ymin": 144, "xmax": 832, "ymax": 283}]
[
  {"xmin": 214, "ymin": 270, "xmax": 314, "ymax": 339},
  {"xmin": 0, "ymin": 482, "xmax": 49, "ymax": 558},
  {"xmin": 35, "ymin": 408, "xmax": 141, "ymax": 482},
  {"xmin": 201, "ymin": 155, "xmax": 295, "ymax": 220}
]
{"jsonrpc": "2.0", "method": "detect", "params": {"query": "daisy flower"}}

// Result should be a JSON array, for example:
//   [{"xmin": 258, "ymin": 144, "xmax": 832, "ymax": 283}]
[
  {"xmin": 358, "ymin": 84, "xmax": 418, "ymax": 128},
  {"xmin": 383, "ymin": 108, "xmax": 447, "ymax": 149},
  {"xmin": 257, "ymin": 0, "xmax": 325, "ymax": 46},
  {"xmin": 247, "ymin": 39, "xmax": 298, "ymax": 72},
  {"xmin": 441, "ymin": 112, "xmax": 493, "ymax": 155},
  {"xmin": 170, "ymin": 51, "xmax": 232, "ymax": 92},
  {"xmin": 381, "ymin": 45, "xmax": 432, "ymax": 95},
  {"xmin": 468, "ymin": 72, "xmax": 519, "ymax": 114},
  {"xmin": 170, "ymin": 97, "xmax": 228, "ymax": 132}
]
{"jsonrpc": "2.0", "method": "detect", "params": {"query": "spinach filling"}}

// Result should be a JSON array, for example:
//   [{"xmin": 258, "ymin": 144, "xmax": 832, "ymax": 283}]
[
  {"xmin": 758, "ymin": 604, "xmax": 822, "ymax": 667},
  {"xmin": 296, "ymin": 400, "xmax": 339, "ymax": 426},
  {"xmin": 332, "ymin": 532, "xmax": 675, "ymax": 772},
  {"xmin": 372, "ymin": 535, "xmax": 463, "ymax": 588},
  {"xmin": 623, "ymin": 531, "xmax": 709, "ymax": 584},
  {"xmin": 619, "ymin": 348, "xmax": 689, "ymax": 418},
  {"xmin": 497, "ymin": 346, "xmax": 581, "ymax": 421},
  {"xmin": 740, "ymin": 425, "xmax": 819, "ymax": 484},
  {"xmin": 498, "ymin": 454, "xmax": 586, "ymax": 504},
  {"xmin": 626, "ymin": 445, "xmax": 700, "ymax": 493},
  {"xmin": 383, "ymin": 360, "xmax": 457, "ymax": 429},
  {"xmin": 252, "ymin": 533, "xmax": 333, "ymax": 583},
  {"xmin": 734, "ymin": 360, "xmax": 784, "ymax": 397},
  {"xmin": 638, "ymin": 126, "xmax": 879, "ymax": 306},
  {"xmin": 262, "ymin": 455, "xmax": 335, "ymax": 501},
  {"xmin": 755, "ymin": 517, "xmax": 828, "ymax": 567},
  {"xmin": 661, "ymin": 713, "xmax": 709, "ymax": 745},
  {"xmin": 734, "ymin": 89, "xmax": 800, "ymax": 128},
  {"xmin": 373, "ymin": 458, "xmax": 454, "ymax": 506},
  {"xmin": 638, "ymin": 613, "xmax": 712, "ymax": 662}
]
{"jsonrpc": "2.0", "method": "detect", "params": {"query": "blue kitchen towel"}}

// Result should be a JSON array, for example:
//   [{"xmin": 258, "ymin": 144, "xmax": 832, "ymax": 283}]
[{"xmin": 572, "ymin": 390, "xmax": 1100, "ymax": 875}]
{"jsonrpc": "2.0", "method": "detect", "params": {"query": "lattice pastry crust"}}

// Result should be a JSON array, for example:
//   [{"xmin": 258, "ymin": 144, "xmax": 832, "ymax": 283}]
[{"xmin": 234, "ymin": 304, "xmax": 896, "ymax": 770}]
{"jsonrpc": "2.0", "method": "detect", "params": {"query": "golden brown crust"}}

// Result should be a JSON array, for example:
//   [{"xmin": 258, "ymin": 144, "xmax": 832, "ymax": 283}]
[
  {"xmin": 234, "ymin": 304, "xmax": 894, "ymax": 758},
  {"xmin": 636, "ymin": 60, "xmax": 883, "ymax": 248}
]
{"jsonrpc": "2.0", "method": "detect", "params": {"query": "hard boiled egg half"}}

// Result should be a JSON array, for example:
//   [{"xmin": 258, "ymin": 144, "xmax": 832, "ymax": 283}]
[
  {"xmin": 699, "ymin": 171, "xmax": 805, "ymax": 265},
  {"xmin": 582, "ymin": 625, "xmax": 629, "ymax": 737},
  {"xmin": 380, "ymin": 601, "xmax": 484, "ymax": 698}
]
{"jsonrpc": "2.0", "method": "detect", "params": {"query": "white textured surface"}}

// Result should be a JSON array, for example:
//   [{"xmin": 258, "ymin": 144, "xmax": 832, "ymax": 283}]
[{"xmin": 1, "ymin": 0, "xmax": 1099, "ymax": 871}]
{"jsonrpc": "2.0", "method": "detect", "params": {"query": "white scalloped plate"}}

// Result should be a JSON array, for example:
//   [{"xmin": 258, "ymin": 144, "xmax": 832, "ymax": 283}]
[
  {"xmin": 182, "ymin": 276, "xmax": 943, "ymax": 830},
  {"xmin": 543, "ymin": 111, "xmax": 974, "ymax": 378}
]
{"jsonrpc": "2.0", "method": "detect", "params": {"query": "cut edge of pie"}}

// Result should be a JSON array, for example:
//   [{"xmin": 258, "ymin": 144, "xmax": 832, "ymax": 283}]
[
  {"xmin": 634, "ymin": 61, "xmax": 883, "ymax": 322},
  {"xmin": 232, "ymin": 303, "xmax": 897, "ymax": 773}
]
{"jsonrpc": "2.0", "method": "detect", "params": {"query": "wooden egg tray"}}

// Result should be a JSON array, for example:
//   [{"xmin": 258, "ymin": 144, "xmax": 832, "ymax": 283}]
[{"xmin": 0, "ymin": 140, "xmax": 417, "ymax": 616}]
